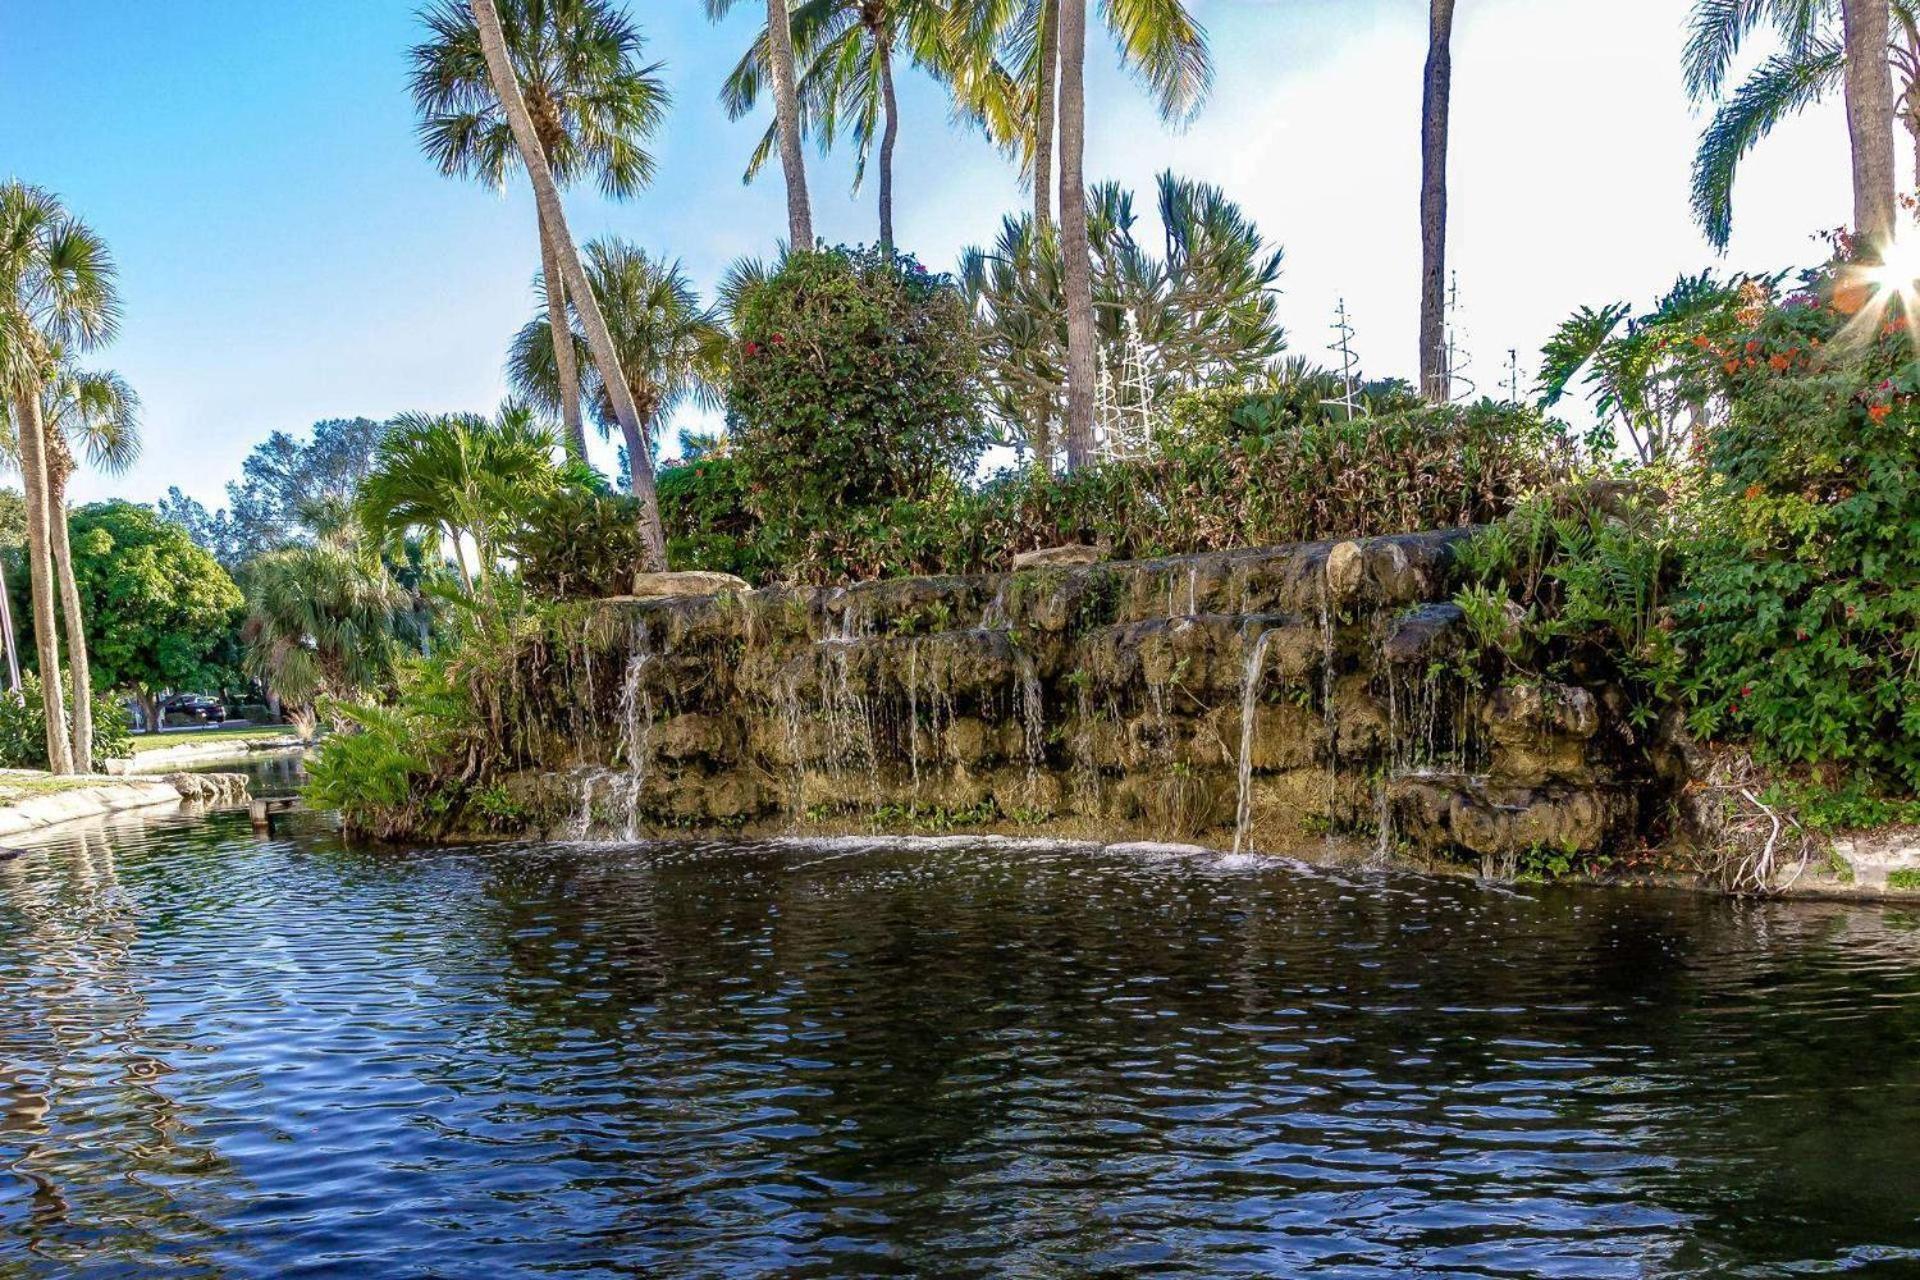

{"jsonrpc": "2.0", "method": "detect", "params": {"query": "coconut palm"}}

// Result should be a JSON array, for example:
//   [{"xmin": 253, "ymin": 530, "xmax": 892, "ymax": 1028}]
[
  {"xmin": 459, "ymin": 0, "xmax": 672, "ymax": 569},
  {"xmin": 718, "ymin": 0, "xmax": 992, "ymax": 246},
  {"xmin": 1686, "ymin": 0, "xmax": 1905, "ymax": 250},
  {"xmin": 410, "ymin": 0, "xmax": 669, "ymax": 463},
  {"xmin": 508, "ymin": 239, "xmax": 728, "ymax": 498},
  {"xmin": 1419, "ymin": 0, "xmax": 1455, "ymax": 402},
  {"xmin": 0, "ymin": 183, "xmax": 119, "ymax": 774},
  {"xmin": 357, "ymin": 402, "xmax": 568, "ymax": 590},
  {"xmin": 242, "ymin": 543, "xmax": 412, "ymax": 715},
  {"xmin": 963, "ymin": 0, "xmax": 1210, "ymax": 468},
  {"xmin": 707, "ymin": 0, "xmax": 816, "ymax": 246}
]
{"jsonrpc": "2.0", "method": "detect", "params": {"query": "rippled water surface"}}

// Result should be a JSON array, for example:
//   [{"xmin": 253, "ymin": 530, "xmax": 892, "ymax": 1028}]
[{"xmin": 4, "ymin": 810, "xmax": 1920, "ymax": 1278}]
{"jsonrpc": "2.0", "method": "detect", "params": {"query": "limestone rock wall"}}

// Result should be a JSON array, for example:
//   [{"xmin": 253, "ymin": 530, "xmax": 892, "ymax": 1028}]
[{"xmin": 496, "ymin": 531, "xmax": 1662, "ymax": 862}]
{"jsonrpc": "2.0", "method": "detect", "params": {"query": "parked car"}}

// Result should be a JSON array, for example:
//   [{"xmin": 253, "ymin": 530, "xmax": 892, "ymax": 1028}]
[{"xmin": 163, "ymin": 694, "xmax": 228, "ymax": 724}]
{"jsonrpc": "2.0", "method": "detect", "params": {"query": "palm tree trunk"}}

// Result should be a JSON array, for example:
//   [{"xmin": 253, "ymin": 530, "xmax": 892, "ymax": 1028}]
[
  {"xmin": 538, "ymin": 206, "xmax": 589, "ymax": 460},
  {"xmin": 878, "ymin": 36, "xmax": 899, "ymax": 249},
  {"xmin": 447, "ymin": 523, "xmax": 476, "ymax": 593},
  {"xmin": 9, "ymin": 387, "xmax": 73, "ymax": 774},
  {"xmin": 1057, "ymin": 0, "xmax": 1096, "ymax": 470},
  {"xmin": 766, "ymin": 0, "xmax": 815, "ymax": 247},
  {"xmin": 0, "ymin": 555, "xmax": 21, "ymax": 693},
  {"xmin": 1842, "ymin": 0, "xmax": 1898, "ymax": 246},
  {"xmin": 1419, "ymin": 0, "xmax": 1456, "ymax": 403},
  {"xmin": 1033, "ymin": 0, "xmax": 1059, "ymax": 232},
  {"xmin": 469, "ymin": 0, "xmax": 669, "ymax": 571},
  {"xmin": 47, "ymin": 469, "xmax": 94, "ymax": 770}
]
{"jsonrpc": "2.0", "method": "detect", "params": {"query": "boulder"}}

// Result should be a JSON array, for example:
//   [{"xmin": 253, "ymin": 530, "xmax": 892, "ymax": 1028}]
[
  {"xmin": 1012, "ymin": 544, "xmax": 1106, "ymax": 570},
  {"xmin": 1325, "ymin": 540, "xmax": 1365, "ymax": 602},
  {"xmin": 167, "ymin": 772, "xmax": 250, "ymax": 805},
  {"xmin": 628, "ymin": 571, "xmax": 751, "ymax": 600}
]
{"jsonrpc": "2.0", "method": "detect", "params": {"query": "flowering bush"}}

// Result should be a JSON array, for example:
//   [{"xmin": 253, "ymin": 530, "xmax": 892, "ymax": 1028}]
[{"xmin": 1674, "ymin": 268, "xmax": 1920, "ymax": 795}]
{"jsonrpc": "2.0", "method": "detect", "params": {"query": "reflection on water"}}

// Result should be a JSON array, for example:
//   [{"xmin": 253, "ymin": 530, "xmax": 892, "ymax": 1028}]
[{"xmin": 2, "ymin": 814, "xmax": 1920, "ymax": 1278}]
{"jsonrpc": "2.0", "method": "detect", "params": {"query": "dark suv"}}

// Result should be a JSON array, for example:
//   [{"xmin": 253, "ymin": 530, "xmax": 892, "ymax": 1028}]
[{"xmin": 165, "ymin": 694, "xmax": 228, "ymax": 724}]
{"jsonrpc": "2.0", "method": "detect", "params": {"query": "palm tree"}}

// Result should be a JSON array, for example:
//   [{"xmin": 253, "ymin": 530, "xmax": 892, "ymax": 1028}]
[
  {"xmin": 963, "ymin": 172, "xmax": 1284, "ymax": 464},
  {"xmin": 708, "ymin": 0, "xmax": 816, "ymax": 245},
  {"xmin": 718, "ymin": 0, "xmax": 987, "ymax": 246},
  {"xmin": 36, "ymin": 359, "xmax": 139, "ymax": 770},
  {"xmin": 1686, "ymin": 0, "xmax": 1905, "ymax": 250},
  {"xmin": 969, "ymin": 0, "xmax": 1210, "ymax": 468},
  {"xmin": 242, "ymin": 543, "xmax": 411, "ymax": 716},
  {"xmin": 0, "ymin": 183, "xmax": 119, "ymax": 774},
  {"xmin": 462, "ymin": 0, "xmax": 671, "ymax": 569},
  {"xmin": 1419, "ymin": 0, "xmax": 1455, "ymax": 402},
  {"xmin": 508, "ymin": 239, "xmax": 728, "ymax": 498},
  {"xmin": 357, "ymin": 402, "xmax": 568, "ymax": 589},
  {"xmin": 411, "ymin": 0, "xmax": 669, "ymax": 463}
]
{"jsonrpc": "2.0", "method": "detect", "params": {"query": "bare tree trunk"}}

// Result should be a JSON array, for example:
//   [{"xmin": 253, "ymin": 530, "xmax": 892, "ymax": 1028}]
[
  {"xmin": 538, "ymin": 206, "xmax": 588, "ymax": 460},
  {"xmin": 10, "ymin": 388, "xmax": 73, "ymax": 773},
  {"xmin": 470, "ymin": 0, "xmax": 669, "ymax": 570},
  {"xmin": 878, "ymin": 35, "xmax": 899, "ymax": 249},
  {"xmin": 47, "ymin": 465, "xmax": 93, "ymax": 770},
  {"xmin": 1419, "ymin": 0, "xmax": 1456, "ymax": 403},
  {"xmin": 766, "ymin": 0, "xmax": 814, "ymax": 247},
  {"xmin": 1057, "ymin": 0, "xmax": 1096, "ymax": 470},
  {"xmin": 1843, "ymin": 0, "xmax": 1898, "ymax": 247},
  {"xmin": 1033, "ymin": 0, "xmax": 1059, "ymax": 232}
]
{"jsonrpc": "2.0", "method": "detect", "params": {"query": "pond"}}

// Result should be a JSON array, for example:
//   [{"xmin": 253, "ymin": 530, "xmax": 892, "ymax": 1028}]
[{"xmin": 3, "ymin": 808, "xmax": 1919, "ymax": 1277}]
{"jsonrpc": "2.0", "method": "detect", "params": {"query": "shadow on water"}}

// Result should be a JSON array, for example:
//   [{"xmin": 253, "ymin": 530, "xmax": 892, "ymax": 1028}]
[{"xmin": 2, "ymin": 811, "xmax": 1919, "ymax": 1278}]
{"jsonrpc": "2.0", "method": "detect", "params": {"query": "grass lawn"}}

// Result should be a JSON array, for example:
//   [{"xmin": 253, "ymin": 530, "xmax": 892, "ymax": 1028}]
[
  {"xmin": 0, "ymin": 772, "xmax": 128, "ymax": 804},
  {"xmin": 129, "ymin": 725, "xmax": 302, "ymax": 754}
]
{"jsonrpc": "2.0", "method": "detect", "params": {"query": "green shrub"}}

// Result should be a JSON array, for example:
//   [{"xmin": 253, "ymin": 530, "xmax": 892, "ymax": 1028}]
[
  {"xmin": 665, "ymin": 394, "xmax": 1569, "ymax": 586},
  {"xmin": 658, "ymin": 454, "xmax": 780, "ymax": 582},
  {"xmin": 517, "ymin": 487, "xmax": 652, "ymax": 600},
  {"xmin": 727, "ymin": 245, "xmax": 989, "ymax": 521},
  {"xmin": 1452, "ymin": 480, "xmax": 1681, "ymax": 728},
  {"xmin": 1674, "ymin": 278, "xmax": 1920, "ymax": 795},
  {"xmin": 0, "ymin": 674, "xmax": 133, "ymax": 771}
]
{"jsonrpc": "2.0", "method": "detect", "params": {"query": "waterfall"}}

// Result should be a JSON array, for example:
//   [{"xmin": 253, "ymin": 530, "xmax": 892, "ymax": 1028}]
[
  {"xmin": 1233, "ymin": 627, "xmax": 1281, "ymax": 854},
  {"xmin": 1014, "ymin": 645, "xmax": 1046, "ymax": 797},
  {"xmin": 616, "ymin": 621, "xmax": 655, "ymax": 841}
]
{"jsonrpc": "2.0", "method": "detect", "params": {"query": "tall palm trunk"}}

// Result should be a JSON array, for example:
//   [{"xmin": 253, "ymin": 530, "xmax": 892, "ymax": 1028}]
[
  {"xmin": 1842, "ymin": 0, "xmax": 1898, "ymax": 247},
  {"xmin": 766, "ymin": 0, "xmax": 815, "ymax": 247},
  {"xmin": 537, "ymin": 207, "xmax": 589, "ymax": 460},
  {"xmin": 877, "ymin": 34, "xmax": 899, "ymax": 249},
  {"xmin": 0, "ymin": 556, "xmax": 21, "ymax": 693},
  {"xmin": 1057, "ymin": 0, "xmax": 1096, "ymax": 470},
  {"xmin": 470, "ymin": 0, "xmax": 669, "ymax": 571},
  {"xmin": 9, "ymin": 387, "xmax": 73, "ymax": 774},
  {"xmin": 1033, "ymin": 0, "xmax": 1058, "ymax": 232},
  {"xmin": 1418, "ymin": 0, "xmax": 1455, "ymax": 403},
  {"xmin": 46, "ymin": 452, "xmax": 93, "ymax": 770}
]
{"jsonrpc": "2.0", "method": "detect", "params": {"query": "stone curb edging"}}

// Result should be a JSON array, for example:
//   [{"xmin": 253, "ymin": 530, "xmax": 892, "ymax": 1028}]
[
  {"xmin": 105, "ymin": 736, "xmax": 306, "ymax": 775},
  {"xmin": 0, "ymin": 778, "xmax": 185, "ymax": 839}
]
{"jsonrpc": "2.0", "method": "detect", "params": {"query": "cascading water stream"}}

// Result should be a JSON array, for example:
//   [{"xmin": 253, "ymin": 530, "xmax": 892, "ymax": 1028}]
[
  {"xmin": 616, "ymin": 621, "xmax": 656, "ymax": 841},
  {"xmin": 1233, "ymin": 627, "xmax": 1282, "ymax": 854}
]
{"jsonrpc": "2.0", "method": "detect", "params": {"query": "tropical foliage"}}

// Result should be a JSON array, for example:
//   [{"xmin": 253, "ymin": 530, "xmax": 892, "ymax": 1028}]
[
  {"xmin": 57, "ymin": 502, "xmax": 245, "ymax": 732},
  {"xmin": 961, "ymin": 172, "xmax": 1285, "ymax": 464},
  {"xmin": 726, "ymin": 244, "xmax": 988, "ymax": 520}
]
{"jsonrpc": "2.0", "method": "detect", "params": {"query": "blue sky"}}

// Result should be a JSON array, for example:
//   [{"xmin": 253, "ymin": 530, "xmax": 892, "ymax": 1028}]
[{"xmin": 0, "ymin": 0, "xmax": 1862, "ymax": 507}]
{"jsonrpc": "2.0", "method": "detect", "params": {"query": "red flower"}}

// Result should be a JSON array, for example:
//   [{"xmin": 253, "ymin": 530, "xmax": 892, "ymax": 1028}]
[
  {"xmin": 1869, "ymin": 402, "xmax": 1892, "ymax": 423},
  {"xmin": 744, "ymin": 341, "xmax": 761, "ymax": 356},
  {"xmin": 770, "ymin": 333, "xmax": 786, "ymax": 345}
]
